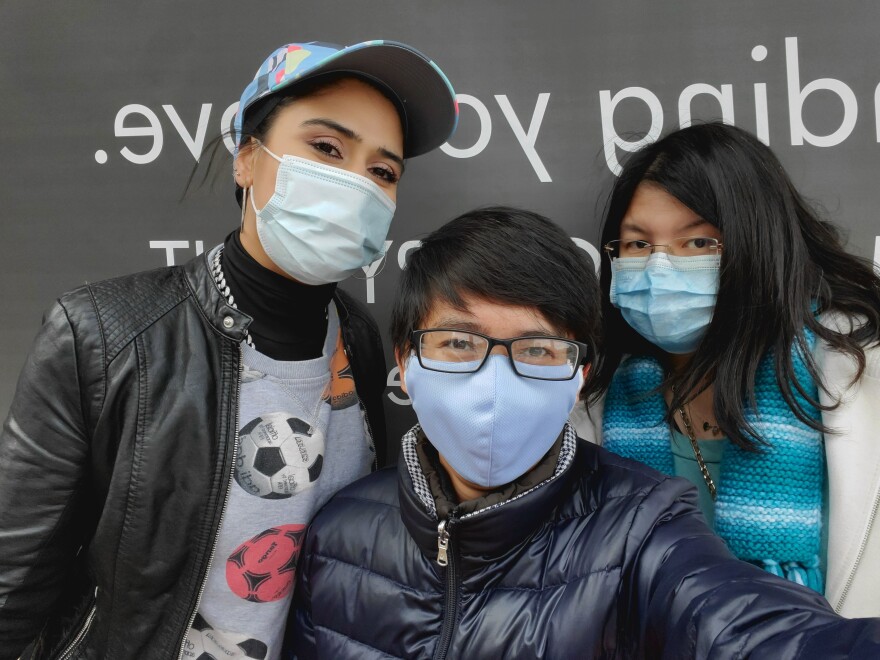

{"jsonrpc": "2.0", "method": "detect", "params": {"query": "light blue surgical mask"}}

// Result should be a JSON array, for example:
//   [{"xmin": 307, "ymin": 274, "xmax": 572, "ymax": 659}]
[
  {"xmin": 250, "ymin": 147, "xmax": 396, "ymax": 285},
  {"xmin": 610, "ymin": 252, "xmax": 721, "ymax": 354},
  {"xmin": 404, "ymin": 354, "xmax": 583, "ymax": 488}
]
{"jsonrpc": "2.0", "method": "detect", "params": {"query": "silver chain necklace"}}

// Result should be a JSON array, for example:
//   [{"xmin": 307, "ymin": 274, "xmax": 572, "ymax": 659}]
[
  {"xmin": 671, "ymin": 385, "xmax": 718, "ymax": 501},
  {"xmin": 212, "ymin": 247, "xmax": 255, "ymax": 349},
  {"xmin": 676, "ymin": 401, "xmax": 718, "ymax": 501}
]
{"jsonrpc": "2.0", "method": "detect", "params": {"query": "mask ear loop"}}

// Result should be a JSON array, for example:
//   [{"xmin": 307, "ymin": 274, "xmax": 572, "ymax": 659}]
[
  {"xmin": 249, "ymin": 184, "xmax": 260, "ymax": 216},
  {"xmin": 239, "ymin": 184, "xmax": 262, "ymax": 228}
]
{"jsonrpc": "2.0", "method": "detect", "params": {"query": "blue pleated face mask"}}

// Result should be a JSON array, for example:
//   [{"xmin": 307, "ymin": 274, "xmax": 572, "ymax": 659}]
[
  {"xmin": 403, "ymin": 354, "xmax": 583, "ymax": 488},
  {"xmin": 250, "ymin": 146, "xmax": 396, "ymax": 285},
  {"xmin": 610, "ymin": 252, "xmax": 721, "ymax": 354}
]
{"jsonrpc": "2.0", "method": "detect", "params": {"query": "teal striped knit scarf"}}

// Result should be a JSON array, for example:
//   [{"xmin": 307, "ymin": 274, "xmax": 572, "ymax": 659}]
[{"xmin": 603, "ymin": 333, "xmax": 825, "ymax": 592}]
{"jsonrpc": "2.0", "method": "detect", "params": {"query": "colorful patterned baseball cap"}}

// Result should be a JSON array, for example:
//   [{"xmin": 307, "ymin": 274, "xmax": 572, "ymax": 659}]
[{"xmin": 232, "ymin": 40, "xmax": 459, "ymax": 158}]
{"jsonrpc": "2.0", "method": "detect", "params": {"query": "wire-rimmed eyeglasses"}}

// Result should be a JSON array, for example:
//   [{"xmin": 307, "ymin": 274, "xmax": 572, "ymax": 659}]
[
  {"xmin": 410, "ymin": 329, "xmax": 588, "ymax": 381},
  {"xmin": 603, "ymin": 236, "xmax": 722, "ymax": 259}
]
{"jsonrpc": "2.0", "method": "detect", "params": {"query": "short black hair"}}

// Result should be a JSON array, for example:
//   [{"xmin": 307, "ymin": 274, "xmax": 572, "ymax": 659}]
[{"xmin": 391, "ymin": 206, "xmax": 602, "ymax": 395}]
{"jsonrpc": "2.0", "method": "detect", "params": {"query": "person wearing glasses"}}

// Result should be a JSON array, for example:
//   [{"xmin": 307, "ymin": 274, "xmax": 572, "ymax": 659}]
[
  {"xmin": 0, "ymin": 40, "xmax": 457, "ymax": 659},
  {"xmin": 286, "ymin": 206, "xmax": 880, "ymax": 658},
  {"xmin": 572, "ymin": 122, "xmax": 880, "ymax": 618}
]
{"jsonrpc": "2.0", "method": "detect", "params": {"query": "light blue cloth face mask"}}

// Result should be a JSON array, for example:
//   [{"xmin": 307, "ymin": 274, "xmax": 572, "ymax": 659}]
[
  {"xmin": 610, "ymin": 252, "xmax": 721, "ymax": 354},
  {"xmin": 251, "ymin": 147, "xmax": 396, "ymax": 285},
  {"xmin": 404, "ymin": 354, "xmax": 583, "ymax": 488}
]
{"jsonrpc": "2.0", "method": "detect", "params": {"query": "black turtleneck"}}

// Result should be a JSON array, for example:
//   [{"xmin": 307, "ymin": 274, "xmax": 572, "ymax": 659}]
[{"xmin": 220, "ymin": 231, "xmax": 337, "ymax": 361}]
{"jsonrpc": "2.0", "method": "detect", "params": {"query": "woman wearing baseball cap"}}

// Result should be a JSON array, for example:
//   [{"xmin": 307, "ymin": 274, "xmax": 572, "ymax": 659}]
[{"xmin": 0, "ymin": 40, "xmax": 457, "ymax": 660}]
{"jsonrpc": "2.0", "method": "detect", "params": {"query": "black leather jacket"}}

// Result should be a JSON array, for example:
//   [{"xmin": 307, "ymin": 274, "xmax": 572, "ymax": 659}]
[
  {"xmin": 0, "ymin": 250, "xmax": 387, "ymax": 660},
  {"xmin": 290, "ymin": 426, "xmax": 880, "ymax": 659}
]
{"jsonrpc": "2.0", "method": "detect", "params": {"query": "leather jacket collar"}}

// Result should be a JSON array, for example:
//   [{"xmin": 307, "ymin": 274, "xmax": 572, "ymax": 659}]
[{"xmin": 183, "ymin": 247, "xmax": 253, "ymax": 343}]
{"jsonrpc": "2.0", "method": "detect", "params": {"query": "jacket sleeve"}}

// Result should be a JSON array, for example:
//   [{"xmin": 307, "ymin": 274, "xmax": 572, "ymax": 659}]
[
  {"xmin": 816, "ymin": 320, "xmax": 880, "ymax": 615},
  {"xmin": 0, "ymin": 301, "xmax": 91, "ymax": 657},
  {"xmin": 627, "ymin": 478, "xmax": 880, "ymax": 658}
]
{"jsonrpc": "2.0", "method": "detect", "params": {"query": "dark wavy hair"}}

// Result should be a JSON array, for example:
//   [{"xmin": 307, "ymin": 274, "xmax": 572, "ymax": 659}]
[
  {"xmin": 591, "ymin": 122, "xmax": 880, "ymax": 451},
  {"xmin": 391, "ymin": 206, "xmax": 602, "ymax": 396}
]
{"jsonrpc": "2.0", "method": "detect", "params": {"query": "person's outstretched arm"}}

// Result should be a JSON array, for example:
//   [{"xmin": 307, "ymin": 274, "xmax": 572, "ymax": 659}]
[{"xmin": 626, "ymin": 478, "xmax": 880, "ymax": 658}]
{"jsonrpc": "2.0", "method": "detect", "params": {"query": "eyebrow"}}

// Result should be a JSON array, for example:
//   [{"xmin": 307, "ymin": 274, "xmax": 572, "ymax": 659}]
[
  {"xmin": 619, "ymin": 221, "xmax": 647, "ymax": 235},
  {"xmin": 680, "ymin": 217, "xmax": 713, "ymax": 233},
  {"xmin": 300, "ymin": 118, "xmax": 406, "ymax": 173},
  {"xmin": 620, "ymin": 217, "xmax": 712, "ymax": 235},
  {"xmin": 428, "ymin": 318, "xmax": 559, "ymax": 337}
]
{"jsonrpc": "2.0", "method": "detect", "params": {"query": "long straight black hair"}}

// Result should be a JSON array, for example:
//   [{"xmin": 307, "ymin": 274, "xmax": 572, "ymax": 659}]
[{"xmin": 591, "ymin": 122, "xmax": 880, "ymax": 451}]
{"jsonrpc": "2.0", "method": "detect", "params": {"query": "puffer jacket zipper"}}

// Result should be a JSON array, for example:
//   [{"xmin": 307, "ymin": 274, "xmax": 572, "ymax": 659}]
[
  {"xmin": 56, "ymin": 587, "xmax": 99, "ymax": 660},
  {"xmin": 434, "ymin": 515, "xmax": 460, "ymax": 660},
  {"xmin": 176, "ymin": 344, "xmax": 244, "ymax": 660},
  {"xmin": 431, "ymin": 482, "xmax": 553, "ymax": 660},
  {"xmin": 400, "ymin": 426, "xmax": 577, "ymax": 659}
]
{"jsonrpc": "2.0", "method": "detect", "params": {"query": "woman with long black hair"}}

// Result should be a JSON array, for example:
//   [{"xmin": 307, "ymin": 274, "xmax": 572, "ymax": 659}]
[{"xmin": 574, "ymin": 122, "xmax": 880, "ymax": 617}]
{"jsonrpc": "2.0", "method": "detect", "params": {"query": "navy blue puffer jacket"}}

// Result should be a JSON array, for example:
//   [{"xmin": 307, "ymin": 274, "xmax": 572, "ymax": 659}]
[{"xmin": 288, "ymin": 426, "xmax": 879, "ymax": 658}]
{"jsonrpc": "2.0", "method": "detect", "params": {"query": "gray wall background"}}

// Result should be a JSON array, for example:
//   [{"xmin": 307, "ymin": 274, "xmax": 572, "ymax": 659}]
[{"xmin": 2, "ymin": 1, "xmax": 879, "ymax": 449}]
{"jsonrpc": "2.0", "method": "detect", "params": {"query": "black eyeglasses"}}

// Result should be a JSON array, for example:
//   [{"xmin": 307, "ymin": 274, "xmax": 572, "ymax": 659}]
[{"xmin": 410, "ymin": 329, "xmax": 589, "ymax": 381}]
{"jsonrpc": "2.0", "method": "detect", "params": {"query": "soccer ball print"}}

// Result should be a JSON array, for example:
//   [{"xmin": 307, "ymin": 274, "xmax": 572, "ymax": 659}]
[
  {"xmin": 235, "ymin": 413, "xmax": 325, "ymax": 498},
  {"xmin": 226, "ymin": 524, "xmax": 307, "ymax": 603},
  {"xmin": 184, "ymin": 612, "xmax": 267, "ymax": 659}
]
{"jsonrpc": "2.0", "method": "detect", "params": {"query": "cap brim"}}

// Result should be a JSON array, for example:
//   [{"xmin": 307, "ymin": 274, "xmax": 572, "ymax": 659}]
[{"xmin": 275, "ymin": 41, "xmax": 458, "ymax": 158}]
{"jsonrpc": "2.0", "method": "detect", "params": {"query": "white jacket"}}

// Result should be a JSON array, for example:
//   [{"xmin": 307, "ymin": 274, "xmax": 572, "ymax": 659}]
[{"xmin": 572, "ymin": 313, "xmax": 880, "ymax": 617}]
